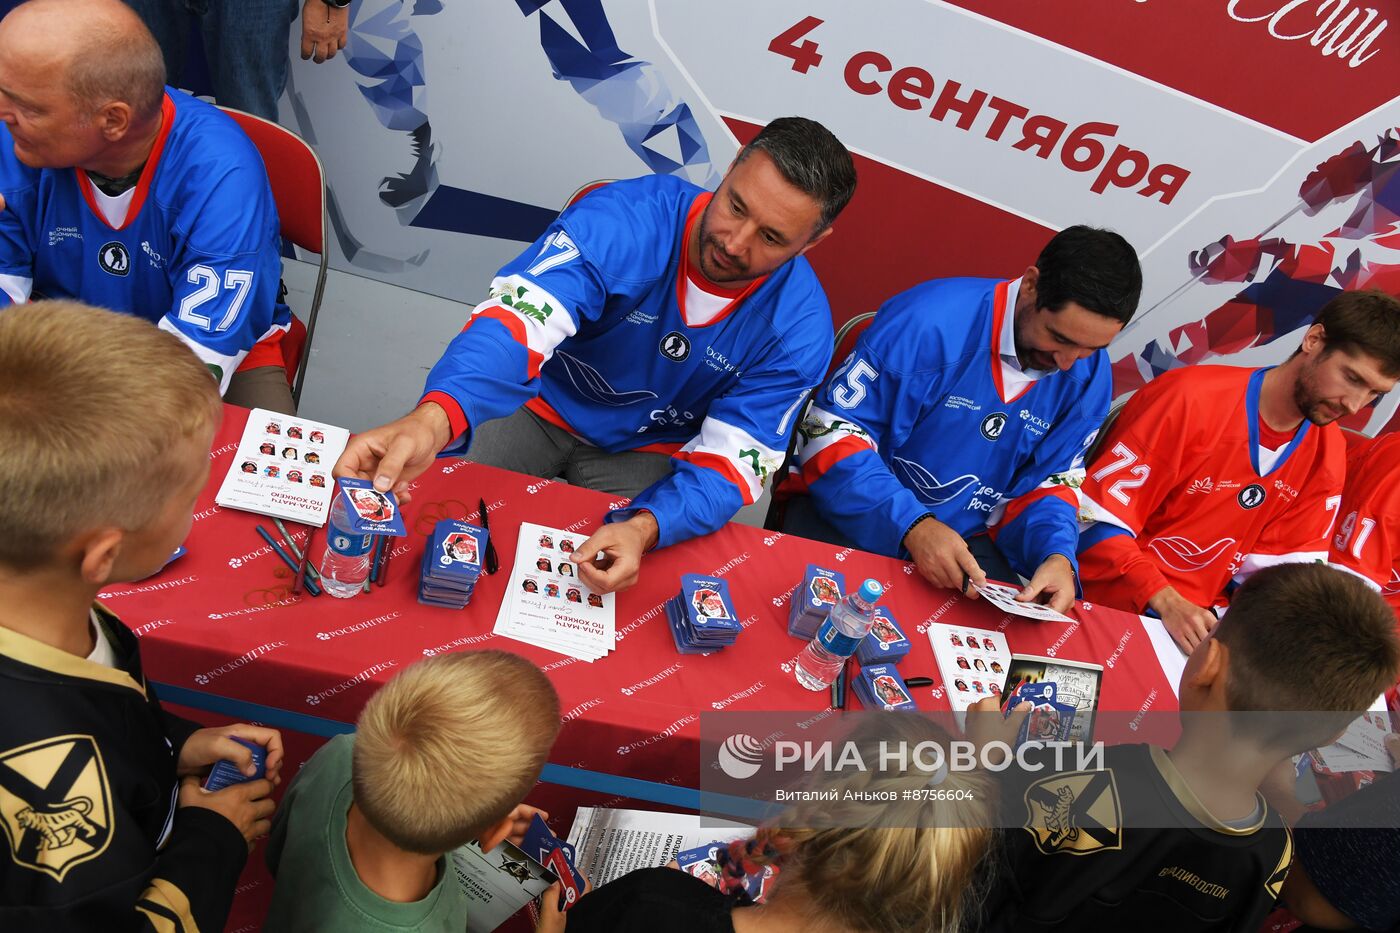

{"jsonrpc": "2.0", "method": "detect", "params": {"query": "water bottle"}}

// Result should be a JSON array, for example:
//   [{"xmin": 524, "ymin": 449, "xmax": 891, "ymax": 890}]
[
  {"xmin": 318, "ymin": 497, "xmax": 373, "ymax": 598},
  {"xmin": 795, "ymin": 579, "xmax": 883, "ymax": 691}
]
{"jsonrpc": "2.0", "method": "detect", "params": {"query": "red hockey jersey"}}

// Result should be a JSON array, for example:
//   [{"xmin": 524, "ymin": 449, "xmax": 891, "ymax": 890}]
[
  {"xmin": 1330, "ymin": 431, "xmax": 1400, "ymax": 618},
  {"xmin": 1077, "ymin": 365, "xmax": 1345, "ymax": 612}
]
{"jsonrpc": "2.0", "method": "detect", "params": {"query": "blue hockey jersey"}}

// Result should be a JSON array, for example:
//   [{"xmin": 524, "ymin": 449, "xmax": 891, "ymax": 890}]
[
  {"xmin": 795, "ymin": 277, "xmax": 1110, "ymax": 578},
  {"xmin": 421, "ymin": 175, "xmax": 833, "ymax": 548},
  {"xmin": 0, "ymin": 89, "xmax": 291, "ymax": 393}
]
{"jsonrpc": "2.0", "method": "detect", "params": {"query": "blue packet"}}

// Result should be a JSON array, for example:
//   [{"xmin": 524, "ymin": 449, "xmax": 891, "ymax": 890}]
[{"xmin": 203, "ymin": 737, "xmax": 266, "ymax": 792}]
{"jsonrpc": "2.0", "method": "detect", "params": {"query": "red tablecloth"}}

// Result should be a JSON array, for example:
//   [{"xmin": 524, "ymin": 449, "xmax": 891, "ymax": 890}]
[
  {"xmin": 102, "ymin": 405, "xmax": 1180, "ymax": 930},
  {"xmin": 106, "ymin": 405, "xmax": 1178, "ymax": 771}
]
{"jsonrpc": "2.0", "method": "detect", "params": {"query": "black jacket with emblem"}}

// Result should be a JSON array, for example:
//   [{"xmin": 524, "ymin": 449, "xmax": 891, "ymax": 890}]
[
  {"xmin": 971, "ymin": 742, "xmax": 1292, "ymax": 933},
  {"xmin": 0, "ymin": 605, "xmax": 247, "ymax": 932}
]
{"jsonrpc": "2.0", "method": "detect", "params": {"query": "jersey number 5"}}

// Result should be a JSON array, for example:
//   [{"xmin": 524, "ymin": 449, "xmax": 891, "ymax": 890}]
[
  {"xmin": 177, "ymin": 265, "xmax": 254, "ymax": 331},
  {"xmin": 832, "ymin": 359, "xmax": 878, "ymax": 409},
  {"xmin": 1090, "ymin": 442, "xmax": 1150, "ymax": 505}
]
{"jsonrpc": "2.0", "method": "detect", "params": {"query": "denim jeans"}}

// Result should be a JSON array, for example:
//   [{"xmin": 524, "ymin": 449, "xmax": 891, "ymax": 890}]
[{"xmin": 124, "ymin": 0, "xmax": 300, "ymax": 120}]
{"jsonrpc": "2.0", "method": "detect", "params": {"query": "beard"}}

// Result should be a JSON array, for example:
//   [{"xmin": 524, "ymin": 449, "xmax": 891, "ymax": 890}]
[
  {"xmin": 1293, "ymin": 365, "xmax": 1343, "ymax": 425},
  {"xmin": 694, "ymin": 204, "xmax": 751, "ymax": 283},
  {"xmin": 1013, "ymin": 313, "xmax": 1055, "ymax": 372}
]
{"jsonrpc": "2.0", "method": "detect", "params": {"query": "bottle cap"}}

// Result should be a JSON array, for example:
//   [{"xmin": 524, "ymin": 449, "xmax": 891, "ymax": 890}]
[{"xmin": 858, "ymin": 579, "xmax": 883, "ymax": 602}]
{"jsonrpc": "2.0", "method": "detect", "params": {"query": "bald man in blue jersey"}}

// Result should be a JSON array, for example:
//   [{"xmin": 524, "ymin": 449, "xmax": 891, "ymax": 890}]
[{"xmin": 0, "ymin": 0, "xmax": 294, "ymax": 413}]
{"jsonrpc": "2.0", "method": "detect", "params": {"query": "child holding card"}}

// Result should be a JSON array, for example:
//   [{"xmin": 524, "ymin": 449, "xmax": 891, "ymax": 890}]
[
  {"xmin": 967, "ymin": 563, "xmax": 1400, "ymax": 932},
  {"xmin": 545, "ymin": 716, "xmax": 994, "ymax": 932},
  {"xmin": 264, "ymin": 651, "xmax": 560, "ymax": 931},
  {"xmin": 0, "ymin": 303, "xmax": 283, "ymax": 930}
]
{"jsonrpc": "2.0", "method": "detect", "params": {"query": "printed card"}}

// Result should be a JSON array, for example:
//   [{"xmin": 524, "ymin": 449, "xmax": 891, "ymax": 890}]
[
  {"xmin": 215, "ymin": 408, "xmax": 349, "ymax": 525},
  {"xmin": 973, "ymin": 581, "xmax": 1077, "ymax": 623},
  {"xmin": 335, "ymin": 478, "xmax": 407, "ymax": 536}
]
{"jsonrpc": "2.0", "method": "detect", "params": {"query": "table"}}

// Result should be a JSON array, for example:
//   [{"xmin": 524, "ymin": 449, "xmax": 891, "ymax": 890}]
[{"xmin": 102, "ymin": 405, "xmax": 1181, "ymax": 928}]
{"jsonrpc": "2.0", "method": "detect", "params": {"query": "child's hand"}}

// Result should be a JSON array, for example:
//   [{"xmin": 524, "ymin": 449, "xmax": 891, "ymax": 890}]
[
  {"xmin": 964, "ymin": 695, "xmax": 1030, "ymax": 749},
  {"xmin": 535, "ymin": 881, "xmax": 568, "ymax": 933},
  {"xmin": 504, "ymin": 803, "xmax": 550, "ymax": 848},
  {"xmin": 178, "ymin": 725, "xmax": 285, "ymax": 784},
  {"xmin": 178, "ymin": 776, "xmax": 276, "ymax": 848}
]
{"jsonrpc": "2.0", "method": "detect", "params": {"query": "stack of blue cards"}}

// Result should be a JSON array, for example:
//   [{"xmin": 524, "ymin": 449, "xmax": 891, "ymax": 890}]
[
  {"xmin": 787, "ymin": 565, "xmax": 846, "ymax": 639},
  {"xmin": 665, "ymin": 574, "xmax": 742, "ymax": 655},
  {"xmin": 418, "ymin": 519, "xmax": 489, "ymax": 609},
  {"xmin": 853, "ymin": 663, "xmax": 918, "ymax": 711},
  {"xmin": 856, "ymin": 607, "xmax": 910, "ymax": 665}
]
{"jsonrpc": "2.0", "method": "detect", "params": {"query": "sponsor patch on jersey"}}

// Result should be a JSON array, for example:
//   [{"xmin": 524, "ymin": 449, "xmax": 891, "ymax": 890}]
[
  {"xmin": 98, "ymin": 241, "xmax": 130, "ymax": 276},
  {"xmin": 1022, "ymin": 770, "xmax": 1123, "ymax": 856},
  {"xmin": 0, "ymin": 735, "xmax": 114, "ymax": 880},
  {"xmin": 659, "ymin": 331, "xmax": 691, "ymax": 362},
  {"xmin": 980, "ymin": 412, "xmax": 1008, "ymax": 440},
  {"xmin": 1237, "ymin": 483, "xmax": 1266, "ymax": 509}
]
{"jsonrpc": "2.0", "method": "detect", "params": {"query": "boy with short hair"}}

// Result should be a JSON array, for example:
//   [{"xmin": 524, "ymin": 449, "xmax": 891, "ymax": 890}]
[
  {"xmin": 970, "ymin": 561, "xmax": 1400, "ymax": 932},
  {"xmin": 264, "ymin": 649, "xmax": 562, "ymax": 931},
  {"xmin": 0, "ymin": 301, "xmax": 284, "ymax": 931}
]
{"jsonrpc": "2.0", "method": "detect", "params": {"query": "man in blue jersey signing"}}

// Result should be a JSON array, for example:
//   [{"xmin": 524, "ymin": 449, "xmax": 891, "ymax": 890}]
[
  {"xmin": 0, "ymin": 0, "xmax": 295, "ymax": 413},
  {"xmin": 336, "ymin": 118, "xmax": 856, "ymax": 592},
  {"xmin": 791, "ymin": 227, "xmax": 1141, "ymax": 612}
]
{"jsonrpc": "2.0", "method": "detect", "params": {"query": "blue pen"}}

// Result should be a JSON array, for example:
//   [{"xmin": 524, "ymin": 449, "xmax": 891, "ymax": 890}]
[{"xmin": 255, "ymin": 525, "xmax": 323, "ymax": 597}]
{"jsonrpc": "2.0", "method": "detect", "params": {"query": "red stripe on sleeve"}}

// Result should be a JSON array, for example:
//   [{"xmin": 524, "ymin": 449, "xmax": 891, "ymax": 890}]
[
  {"xmin": 674, "ymin": 450, "xmax": 755, "ymax": 505},
  {"xmin": 989, "ymin": 486, "xmax": 1077, "ymax": 541},
  {"xmin": 800, "ymin": 435, "xmax": 872, "ymax": 488},
  {"xmin": 470, "ymin": 306, "xmax": 546, "ymax": 379},
  {"xmin": 420, "ymin": 390, "xmax": 469, "ymax": 442}
]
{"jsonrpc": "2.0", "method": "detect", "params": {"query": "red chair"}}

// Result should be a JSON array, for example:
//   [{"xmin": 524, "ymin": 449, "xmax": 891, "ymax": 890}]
[
  {"xmin": 219, "ymin": 107, "xmax": 328, "ymax": 407},
  {"xmin": 828, "ymin": 311, "xmax": 876, "ymax": 378},
  {"xmin": 564, "ymin": 179, "xmax": 615, "ymax": 210},
  {"xmin": 763, "ymin": 311, "xmax": 878, "ymax": 530}
]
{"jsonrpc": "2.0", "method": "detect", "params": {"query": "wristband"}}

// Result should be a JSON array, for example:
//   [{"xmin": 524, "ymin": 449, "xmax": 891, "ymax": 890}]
[{"xmin": 901, "ymin": 512, "xmax": 935, "ymax": 545}]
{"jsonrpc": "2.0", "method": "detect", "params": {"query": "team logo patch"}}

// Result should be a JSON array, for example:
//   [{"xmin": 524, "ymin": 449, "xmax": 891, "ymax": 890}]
[
  {"xmin": 1023, "ymin": 770, "xmax": 1122, "ymax": 856},
  {"xmin": 1237, "ymin": 484, "xmax": 1266, "ymax": 510},
  {"xmin": 659, "ymin": 331, "xmax": 691, "ymax": 362},
  {"xmin": 980, "ymin": 412, "xmax": 1008, "ymax": 440},
  {"xmin": 98, "ymin": 241, "xmax": 129, "ymax": 276},
  {"xmin": 0, "ymin": 735, "xmax": 114, "ymax": 881}
]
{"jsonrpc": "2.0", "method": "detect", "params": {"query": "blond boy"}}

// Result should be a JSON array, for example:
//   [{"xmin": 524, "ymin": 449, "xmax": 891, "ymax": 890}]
[
  {"xmin": 0, "ymin": 302, "xmax": 283, "ymax": 932},
  {"xmin": 265, "ymin": 650, "xmax": 562, "ymax": 931}
]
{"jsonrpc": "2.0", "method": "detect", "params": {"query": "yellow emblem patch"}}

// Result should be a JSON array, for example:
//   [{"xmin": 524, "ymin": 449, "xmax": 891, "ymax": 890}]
[
  {"xmin": 0, "ymin": 735, "xmax": 113, "ymax": 881},
  {"xmin": 1023, "ymin": 769, "xmax": 1123, "ymax": 856}
]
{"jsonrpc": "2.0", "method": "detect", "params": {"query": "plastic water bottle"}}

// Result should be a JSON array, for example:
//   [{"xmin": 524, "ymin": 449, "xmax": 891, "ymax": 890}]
[
  {"xmin": 795, "ymin": 579, "xmax": 883, "ymax": 691},
  {"xmin": 318, "ymin": 497, "xmax": 373, "ymax": 598}
]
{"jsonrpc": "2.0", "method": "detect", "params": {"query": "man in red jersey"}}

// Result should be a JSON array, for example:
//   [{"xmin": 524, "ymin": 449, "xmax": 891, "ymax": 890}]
[{"xmin": 1077, "ymin": 290, "xmax": 1400, "ymax": 651}]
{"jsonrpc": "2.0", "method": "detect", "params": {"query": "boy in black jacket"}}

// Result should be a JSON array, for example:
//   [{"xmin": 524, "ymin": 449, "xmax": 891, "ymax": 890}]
[{"xmin": 0, "ymin": 302, "xmax": 283, "ymax": 931}]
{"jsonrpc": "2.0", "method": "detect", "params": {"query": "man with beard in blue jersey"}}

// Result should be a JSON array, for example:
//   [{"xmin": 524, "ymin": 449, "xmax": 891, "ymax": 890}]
[
  {"xmin": 792, "ymin": 227, "xmax": 1140, "ymax": 612},
  {"xmin": 336, "ymin": 118, "xmax": 855, "ymax": 592}
]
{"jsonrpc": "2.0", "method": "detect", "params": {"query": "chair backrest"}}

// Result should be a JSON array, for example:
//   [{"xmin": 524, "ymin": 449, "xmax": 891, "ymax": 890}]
[
  {"xmin": 219, "ymin": 107, "xmax": 327, "ymax": 404},
  {"xmin": 829, "ymin": 311, "xmax": 876, "ymax": 378},
  {"xmin": 564, "ymin": 180, "xmax": 615, "ymax": 211},
  {"xmin": 221, "ymin": 108, "xmax": 326, "ymax": 253}
]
